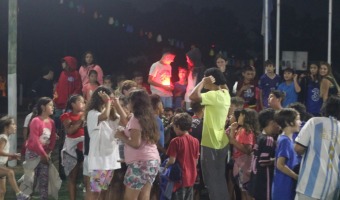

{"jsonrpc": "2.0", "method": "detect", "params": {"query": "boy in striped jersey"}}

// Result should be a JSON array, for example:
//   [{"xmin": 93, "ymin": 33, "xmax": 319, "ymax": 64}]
[{"xmin": 294, "ymin": 96, "xmax": 340, "ymax": 200}]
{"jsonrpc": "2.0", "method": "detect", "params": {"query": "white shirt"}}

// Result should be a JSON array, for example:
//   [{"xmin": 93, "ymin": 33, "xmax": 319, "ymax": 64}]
[
  {"xmin": 295, "ymin": 117, "xmax": 340, "ymax": 199},
  {"xmin": 87, "ymin": 110, "xmax": 121, "ymax": 171},
  {"xmin": 0, "ymin": 134, "xmax": 9, "ymax": 165},
  {"xmin": 23, "ymin": 112, "xmax": 33, "ymax": 128},
  {"xmin": 184, "ymin": 70, "xmax": 197, "ymax": 102},
  {"xmin": 149, "ymin": 61, "xmax": 172, "ymax": 97}
]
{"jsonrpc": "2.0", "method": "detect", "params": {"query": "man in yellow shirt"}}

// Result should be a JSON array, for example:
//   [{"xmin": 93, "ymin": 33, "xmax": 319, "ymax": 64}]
[{"xmin": 190, "ymin": 68, "xmax": 231, "ymax": 200}]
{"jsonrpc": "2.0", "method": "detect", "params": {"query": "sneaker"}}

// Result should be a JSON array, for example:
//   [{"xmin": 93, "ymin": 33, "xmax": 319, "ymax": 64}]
[{"xmin": 16, "ymin": 192, "xmax": 30, "ymax": 200}]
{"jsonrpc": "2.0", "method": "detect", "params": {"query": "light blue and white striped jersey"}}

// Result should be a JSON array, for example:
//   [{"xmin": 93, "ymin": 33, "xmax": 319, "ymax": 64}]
[{"xmin": 295, "ymin": 117, "xmax": 340, "ymax": 200}]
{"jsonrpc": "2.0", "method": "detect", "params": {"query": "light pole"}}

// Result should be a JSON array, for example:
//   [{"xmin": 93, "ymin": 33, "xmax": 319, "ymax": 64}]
[{"xmin": 7, "ymin": 0, "xmax": 18, "ymax": 167}]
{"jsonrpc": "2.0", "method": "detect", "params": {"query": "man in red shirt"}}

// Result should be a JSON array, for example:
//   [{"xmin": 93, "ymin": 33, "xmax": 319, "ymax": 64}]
[{"xmin": 166, "ymin": 113, "xmax": 200, "ymax": 200}]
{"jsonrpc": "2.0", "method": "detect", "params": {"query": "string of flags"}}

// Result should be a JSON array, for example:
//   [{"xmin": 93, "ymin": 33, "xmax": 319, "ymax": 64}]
[{"xmin": 58, "ymin": 0, "xmax": 186, "ymax": 49}]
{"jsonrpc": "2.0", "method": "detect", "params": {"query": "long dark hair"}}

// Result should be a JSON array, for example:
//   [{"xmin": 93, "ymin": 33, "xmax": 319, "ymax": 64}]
[
  {"xmin": 308, "ymin": 62, "xmax": 320, "ymax": 82},
  {"xmin": 81, "ymin": 51, "xmax": 96, "ymax": 66},
  {"xmin": 240, "ymin": 108, "xmax": 260, "ymax": 136},
  {"xmin": 65, "ymin": 94, "xmax": 83, "ymax": 113},
  {"xmin": 36, "ymin": 97, "xmax": 53, "ymax": 116},
  {"xmin": 128, "ymin": 89, "xmax": 159, "ymax": 144},
  {"xmin": 85, "ymin": 86, "xmax": 117, "ymax": 120}
]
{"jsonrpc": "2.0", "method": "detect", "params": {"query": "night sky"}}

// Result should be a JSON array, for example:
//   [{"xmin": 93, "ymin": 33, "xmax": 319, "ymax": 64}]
[{"xmin": 0, "ymin": 0, "xmax": 339, "ymax": 95}]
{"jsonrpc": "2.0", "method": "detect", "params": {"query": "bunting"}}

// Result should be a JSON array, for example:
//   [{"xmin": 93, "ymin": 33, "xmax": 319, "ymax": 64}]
[{"xmin": 57, "ymin": 0, "xmax": 186, "ymax": 49}]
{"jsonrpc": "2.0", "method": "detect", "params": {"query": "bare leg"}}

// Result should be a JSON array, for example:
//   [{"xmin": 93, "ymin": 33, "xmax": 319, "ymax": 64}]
[
  {"xmin": 0, "ymin": 167, "xmax": 20, "ymax": 193},
  {"xmin": 138, "ymin": 182, "xmax": 152, "ymax": 200},
  {"xmin": 68, "ymin": 162, "xmax": 81, "ymax": 200},
  {"xmin": 124, "ymin": 186, "xmax": 140, "ymax": 200},
  {"xmin": 0, "ymin": 178, "xmax": 6, "ymax": 200}
]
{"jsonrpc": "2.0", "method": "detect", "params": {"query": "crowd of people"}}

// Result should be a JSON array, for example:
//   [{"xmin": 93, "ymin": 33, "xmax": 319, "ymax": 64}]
[{"xmin": 0, "ymin": 47, "xmax": 339, "ymax": 200}]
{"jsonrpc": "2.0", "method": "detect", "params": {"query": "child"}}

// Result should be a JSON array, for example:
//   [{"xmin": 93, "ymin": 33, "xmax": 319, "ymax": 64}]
[
  {"xmin": 227, "ymin": 97, "xmax": 245, "ymax": 127},
  {"xmin": 294, "ymin": 96, "xmax": 340, "ymax": 200},
  {"xmin": 173, "ymin": 67, "xmax": 188, "ymax": 109},
  {"xmin": 165, "ymin": 113, "xmax": 200, "ymax": 199},
  {"xmin": 0, "ymin": 116, "xmax": 29, "ymax": 200},
  {"xmin": 132, "ymin": 71, "xmax": 151, "ymax": 94},
  {"xmin": 23, "ymin": 97, "xmax": 58, "ymax": 200},
  {"xmin": 248, "ymin": 109, "xmax": 279, "ymax": 200},
  {"xmin": 190, "ymin": 101, "xmax": 204, "ymax": 143},
  {"xmin": 298, "ymin": 63, "xmax": 322, "ymax": 116},
  {"xmin": 103, "ymin": 75, "xmax": 114, "ymax": 91},
  {"xmin": 163, "ymin": 107, "xmax": 174, "ymax": 122},
  {"xmin": 120, "ymin": 80, "xmax": 137, "ymax": 97},
  {"xmin": 54, "ymin": 56, "xmax": 82, "ymax": 117},
  {"xmin": 114, "ymin": 74, "xmax": 127, "ymax": 98},
  {"xmin": 115, "ymin": 89, "xmax": 160, "ymax": 200},
  {"xmin": 259, "ymin": 60, "xmax": 281, "ymax": 110},
  {"xmin": 85, "ymin": 86, "xmax": 126, "ymax": 200},
  {"xmin": 233, "ymin": 66, "xmax": 259, "ymax": 110},
  {"xmin": 60, "ymin": 95, "xmax": 85, "ymax": 200},
  {"xmin": 82, "ymin": 70, "xmax": 100, "ymax": 102},
  {"xmin": 227, "ymin": 108, "xmax": 259, "ymax": 200},
  {"xmin": 267, "ymin": 90, "xmax": 285, "ymax": 110},
  {"xmin": 277, "ymin": 68, "xmax": 301, "ymax": 107},
  {"xmin": 226, "ymin": 97, "xmax": 244, "ymax": 200},
  {"xmin": 150, "ymin": 94, "xmax": 165, "ymax": 153},
  {"xmin": 272, "ymin": 108, "xmax": 300, "ymax": 200},
  {"xmin": 189, "ymin": 101, "xmax": 205, "ymax": 200}
]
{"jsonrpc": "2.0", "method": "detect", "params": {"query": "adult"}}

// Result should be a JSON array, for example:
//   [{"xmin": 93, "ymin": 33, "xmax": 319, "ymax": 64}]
[
  {"xmin": 319, "ymin": 62, "xmax": 340, "ymax": 103},
  {"xmin": 215, "ymin": 53, "xmax": 237, "ymax": 92},
  {"xmin": 294, "ymin": 96, "xmax": 340, "ymax": 199},
  {"xmin": 184, "ymin": 48, "xmax": 205, "ymax": 110},
  {"xmin": 148, "ymin": 51, "xmax": 176, "ymax": 108},
  {"xmin": 190, "ymin": 68, "xmax": 231, "ymax": 200},
  {"xmin": 79, "ymin": 51, "xmax": 104, "ymax": 87},
  {"xmin": 30, "ymin": 66, "xmax": 54, "ymax": 99}
]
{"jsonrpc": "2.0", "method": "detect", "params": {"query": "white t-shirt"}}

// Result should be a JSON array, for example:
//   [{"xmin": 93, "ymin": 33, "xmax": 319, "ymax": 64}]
[
  {"xmin": 149, "ymin": 61, "xmax": 172, "ymax": 97},
  {"xmin": 0, "ymin": 134, "xmax": 9, "ymax": 165},
  {"xmin": 295, "ymin": 117, "xmax": 340, "ymax": 199},
  {"xmin": 184, "ymin": 70, "xmax": 197, "ymax": 102},
  {"xmin": 87, "ymin": 110, "xmax": 121, "ymax": 171},
  {"xmin": 23, "ymin": 112, "xmax": 33, "ymax": 128}
]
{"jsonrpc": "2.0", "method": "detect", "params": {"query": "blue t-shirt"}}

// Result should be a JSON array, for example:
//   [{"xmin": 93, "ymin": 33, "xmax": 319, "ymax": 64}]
[
  {"xmin": 278, "ymin": 82, "xmax": 298, "ymax": 107},
  {"xmin": 156, "ymin": 116, "xmax": 165, "ymax": 148},
  {"xmin": 259, "ymin": 74, "xmax": 281, "ymax": 108},
  {"xmin": 173, "ymin": 82, "xmax": 187, "ymax": 109},
  {"xmin": 306, "ymin": 81, "xmax": 322, "ymax": 115},
  {"xmin": 272, "ymin": 135, "xmax": 298, "ymax": 200}
]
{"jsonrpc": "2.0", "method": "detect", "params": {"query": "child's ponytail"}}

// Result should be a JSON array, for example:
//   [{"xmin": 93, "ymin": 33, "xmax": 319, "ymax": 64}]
[{"xmin": 64, "ymin": 95, "xmax": 82, "ymax": 113}]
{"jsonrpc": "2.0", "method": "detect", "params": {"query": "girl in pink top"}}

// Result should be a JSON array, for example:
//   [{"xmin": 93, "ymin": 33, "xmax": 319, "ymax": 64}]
[
  {"xmin": 79, "ymin": 51, "xmax": 103, "ymax": 86},
  {"xmin": 115, "ymin": 89, "xmax": 160, "ymax": 200},
  {"xmin": 82, "ymin": 70, "xmax": 100, "ymax": 102},
  {"xmin": 226, "ymin": 108, "xmax": 259, "ymax": 200},
  {"xmin": 26, "ymin": 97, "xmax": 57, "ymax": 200}
]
